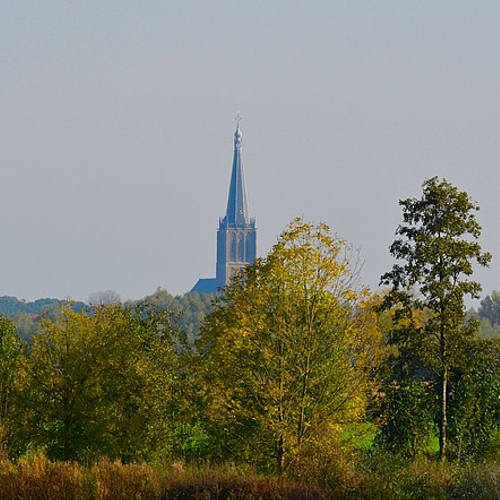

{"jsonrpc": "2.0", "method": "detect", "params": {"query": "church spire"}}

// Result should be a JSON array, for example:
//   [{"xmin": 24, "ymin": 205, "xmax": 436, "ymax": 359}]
[
  {"xmin": 190, "ymin": 115, "xmax": 256, "ymax": 293},
  {"xmin": 225, "ymin": 113, "xmax": 250, "ymax": 226}
]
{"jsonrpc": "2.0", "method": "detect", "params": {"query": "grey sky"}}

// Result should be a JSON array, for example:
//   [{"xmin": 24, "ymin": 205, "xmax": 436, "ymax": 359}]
[{"xmin": 1, "ymin": 1, "xmax": 499, "ymax": 302}]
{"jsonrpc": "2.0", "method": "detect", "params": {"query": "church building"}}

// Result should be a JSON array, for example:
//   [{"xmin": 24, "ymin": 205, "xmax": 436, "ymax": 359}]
[{"xmin": 191, "ymin": 119, "xmax": 256, "ymax": 293}]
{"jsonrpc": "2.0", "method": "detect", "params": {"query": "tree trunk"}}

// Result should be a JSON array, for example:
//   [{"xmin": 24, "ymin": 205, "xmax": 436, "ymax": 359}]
[
  {"xmin": 439, "ymin": 366, "xmax": 448, "ymax": 461},
  {"xmin": 277, "ymin": 435, "xmax": 285, "ymax": 474}
]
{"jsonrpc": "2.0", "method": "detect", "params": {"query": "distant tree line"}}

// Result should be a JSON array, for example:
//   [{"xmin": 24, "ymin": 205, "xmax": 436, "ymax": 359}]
[
  {"xmin": 0, "ymin": 291, "xmax": 215, "ymax": 343},
  {"xmin": 0, "ymin": 297, "xmax": 87, "ymax": 318}
]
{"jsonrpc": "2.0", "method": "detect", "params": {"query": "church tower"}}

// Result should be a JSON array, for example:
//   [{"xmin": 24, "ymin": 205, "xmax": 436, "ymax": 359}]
[
  {"xmin": 191, "ymin": 117, "xmax": 256, "ymax": 293},
  {"xmin": 216, "ymin": 119, "xmax": 256, "ymax": 288}
]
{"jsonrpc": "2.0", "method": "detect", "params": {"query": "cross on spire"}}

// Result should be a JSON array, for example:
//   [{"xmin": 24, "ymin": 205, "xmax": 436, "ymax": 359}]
[{"xmin": 234, "ymin": 111, "xmax": 242, "ymax": 126}]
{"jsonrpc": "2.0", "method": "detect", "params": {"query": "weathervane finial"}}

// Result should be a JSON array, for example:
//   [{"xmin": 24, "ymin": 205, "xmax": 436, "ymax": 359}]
[{"xmin": 234, "ymin": 110, "xmax": 242, "ymax": 127}]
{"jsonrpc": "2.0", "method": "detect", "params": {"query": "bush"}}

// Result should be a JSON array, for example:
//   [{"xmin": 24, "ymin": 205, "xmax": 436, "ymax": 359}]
[
  {"xmin": 452, "ymin": 462, "xmax": 500, "ymax": 499},
  {"xmin": 351, "ymin": 452, "xmax": 454, "ymax": 500}
]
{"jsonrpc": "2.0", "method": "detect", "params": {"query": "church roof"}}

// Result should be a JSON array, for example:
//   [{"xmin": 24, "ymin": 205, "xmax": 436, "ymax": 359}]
[
  {"xmin": 191, "ymin": 278, "xmax": 218, "ymax": 294},
  {"xmin": 225, "ymin": 124, "xmax": 250, "ymax": 226}
]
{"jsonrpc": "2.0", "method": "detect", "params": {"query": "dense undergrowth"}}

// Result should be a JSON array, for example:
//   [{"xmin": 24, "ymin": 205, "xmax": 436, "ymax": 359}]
[{"xmin": 2, "ymin": 453, "xmax": 500, "ymax": 499}]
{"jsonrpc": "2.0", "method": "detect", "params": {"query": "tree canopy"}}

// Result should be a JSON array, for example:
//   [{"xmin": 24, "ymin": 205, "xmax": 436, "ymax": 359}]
[
  {"xmin": 380, "ymin": 177, "xmax": 492, "ymax": 460},
  {"xmin": 198, "ymin": 218, "xmax": 384, "ymax": 472},
  {"xmin": 9, "ymin": 305, "xmax": 180, "ymax": 462}
]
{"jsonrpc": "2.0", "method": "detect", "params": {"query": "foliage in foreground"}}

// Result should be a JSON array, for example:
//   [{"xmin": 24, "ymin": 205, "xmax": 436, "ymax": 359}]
[{"xmin": 5, "ymin": 452, "xmax": 500, "ymax": 499}]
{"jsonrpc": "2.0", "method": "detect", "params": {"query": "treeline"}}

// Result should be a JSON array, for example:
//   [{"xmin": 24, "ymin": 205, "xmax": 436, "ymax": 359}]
[
  {"xmin": 0, "ymin": 297, "xmax": 88, "ymax": 318},
  {"xmin": 1, "ymin": 291, "xmax": 215, "ymax": 342},
  {"xmin": 0, "ymin": 297, "xmax": 89, "ymax": 340},
  {"xmin": 1, "ymin": 177, "xmax": 500, "ymax": 499},
  {"xmin": 4, "ymin": 287, "xmax": 499, "ymax": 344},
  {"xmin": 469, "ymin": 290, "xmax": 500, "ymax": 338},
  {"xmin": 134, "ymin": 289, "xmax": 215, "ymax": 343}
]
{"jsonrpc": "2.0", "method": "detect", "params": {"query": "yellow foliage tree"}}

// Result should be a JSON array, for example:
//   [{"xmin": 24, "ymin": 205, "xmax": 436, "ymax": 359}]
[{"xmin": 198, "ymin": 218, "xmax": 384, "ymax": 471}]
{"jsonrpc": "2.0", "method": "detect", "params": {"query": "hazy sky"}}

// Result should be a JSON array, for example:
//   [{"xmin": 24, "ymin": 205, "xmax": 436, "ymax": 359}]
[{"xmin": 1, "ymin": 1, "xmax": 499, "ymax": 302}]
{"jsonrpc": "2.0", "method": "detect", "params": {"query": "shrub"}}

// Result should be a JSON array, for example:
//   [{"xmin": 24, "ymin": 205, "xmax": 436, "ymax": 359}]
[
  {"xmin": 351, "ymin": 452, "xmax": 455, "ymax": 500},
  {"xmin": 452, "ymin": 462, "xmax": 500, "ymax": 499}
]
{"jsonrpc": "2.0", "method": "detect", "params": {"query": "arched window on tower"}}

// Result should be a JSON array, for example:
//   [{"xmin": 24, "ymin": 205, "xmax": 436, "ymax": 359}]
[
  {"xmin": 238, "ymin": 233, "xmax": 245, "ymax": 262},
  {"xmin": 246, "ymin": 233, "xmax": 254, "ymax": 262},
  {"xmin": 230, "ymin": 232, "xmax": 236, "ymax": 262}
]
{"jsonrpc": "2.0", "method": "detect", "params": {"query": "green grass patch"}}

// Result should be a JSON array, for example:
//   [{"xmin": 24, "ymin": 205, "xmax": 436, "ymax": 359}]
[{"xmin": 340, "ymin": 422, "xmax": 378, "ymax": 451}]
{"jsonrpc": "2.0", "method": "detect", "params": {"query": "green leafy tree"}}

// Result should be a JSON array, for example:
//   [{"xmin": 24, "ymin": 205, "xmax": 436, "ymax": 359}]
[
  {"xmin": 447, "ymin": 338, "xmax": 500, "ymax": 460},
  {"xmin": 478, "ymin": 291, "xmax": 500, "ymax": 326},
  {"xmin": 380, "ymin": 177, "xmax": 491, "ymax": 460},
  {"xmin": 135, "ymin": 289, "xmax": 216, "ymax": 343},
  {"xmin": 198, "ymin": 218, "xmax": 383, "ymax": 472},
  {"xmin": 12, "ymin": 305, "xmax": 178, "ymax": 462},
  {"xmin": 374, "ymin": 307, "xmax": 439, "ymax": 456},
  {"xmin": 0, "ymin": 317, "xmax": 22, "ymax": 449},
  {"xmin": 476, "ymin": 317, "xmax": 500, "ymax": 339}
]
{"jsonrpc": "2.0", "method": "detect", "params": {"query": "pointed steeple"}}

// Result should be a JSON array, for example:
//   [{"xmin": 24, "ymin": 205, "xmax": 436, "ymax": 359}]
[
  {"xmin": 191, "ymin": 115, "xmax": 257, "ymax": 293},
  {"xmin": 225, "ymin": 118, "xmax": 250, "ymax": 226}
]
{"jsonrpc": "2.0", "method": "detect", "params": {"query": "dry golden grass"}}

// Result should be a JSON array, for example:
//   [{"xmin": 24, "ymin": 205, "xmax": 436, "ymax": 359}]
[
  {"xmin": 161, "ymin": 464, "xmax": 327, "ymax": 500},
  {"xmin": 0, "ymin": 455, "xmax": 90, "ymax": 499},
  {"xmin": 11, "ymin": 452, "xmax": 500, "ymax": 499},
  {"xmin": 91, "ymin": 459, "xmax": 161, "ymax": 499},
  {"xmin": 0, "ymin": 456, "xmax": 326, "ymax": 500}
]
